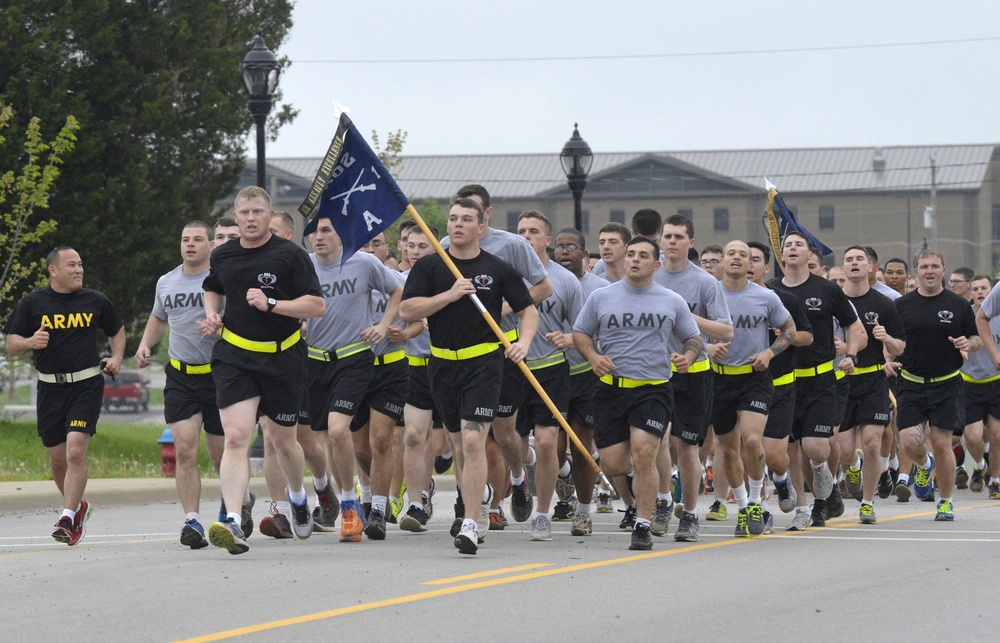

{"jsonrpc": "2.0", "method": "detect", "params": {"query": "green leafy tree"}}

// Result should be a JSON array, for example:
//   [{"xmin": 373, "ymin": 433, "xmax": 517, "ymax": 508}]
[{"xmin": 0, "ymin": 1, "xmax": 295, "ymax": 342}]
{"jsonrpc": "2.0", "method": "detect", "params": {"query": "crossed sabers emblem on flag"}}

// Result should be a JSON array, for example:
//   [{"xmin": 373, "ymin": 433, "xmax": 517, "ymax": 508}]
[{"xmin": 329, "ymin": 166, "xmax": 382, "ymax": 217}]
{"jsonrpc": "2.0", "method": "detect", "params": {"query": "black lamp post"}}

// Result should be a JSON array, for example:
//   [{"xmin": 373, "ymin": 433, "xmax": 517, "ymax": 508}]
[
  {"xmin": 240, "ymin": 34, "xmax": 280, "ymax": 189},
  {"xmin": 560, "ymin": 123, "xmax": 594, "ymax": 232}
]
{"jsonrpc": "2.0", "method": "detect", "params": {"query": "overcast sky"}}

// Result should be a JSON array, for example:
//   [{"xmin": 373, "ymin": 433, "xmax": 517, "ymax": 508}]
[{"xmin": 260, "ymin": 1, "xmax": 1000, "ymax": 160}]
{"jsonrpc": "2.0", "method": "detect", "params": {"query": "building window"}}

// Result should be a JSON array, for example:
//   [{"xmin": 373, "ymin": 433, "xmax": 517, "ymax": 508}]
[
  {"xmin": 506, "ymin": 211, "xmax": 519, "ymax": 233},
  {"xmin": 713, "ymin": 208, "xmax": 729, "ymax": 232},
  {"xmin": 677, "ymin": 208, "xmax": 693, "ymax": 219},
  {"xmin": 610, "ymin": 209, "xmax": 625, "ymax": 224},
  {"xmin": 819, "ymin": 205, "xmax": 835, "ymax": 230}
]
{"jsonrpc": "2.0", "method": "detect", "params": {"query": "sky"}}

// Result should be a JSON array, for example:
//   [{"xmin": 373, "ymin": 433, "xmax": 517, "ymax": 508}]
[{"xmin": 260, "ymin": 1, "xmax": 1000, "ymax": 160}]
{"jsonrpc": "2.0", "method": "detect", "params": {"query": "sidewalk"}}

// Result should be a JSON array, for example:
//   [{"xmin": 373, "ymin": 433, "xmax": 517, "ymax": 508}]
[{"xmin": 0, "ymin": 474, "xmax": 457, "ymax": 513}]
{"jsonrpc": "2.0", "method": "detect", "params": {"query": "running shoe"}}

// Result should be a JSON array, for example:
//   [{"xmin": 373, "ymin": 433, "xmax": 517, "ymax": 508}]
[
  {"xmin": 388, "ymin": 498, "xmax": 403, "ymax": 525},
  {"xmin": 934, "ymin": 499, "xmax": 954, "ymax": 522},
  {"xmin": 811, "ymin": 463, "xmax": 834, "ymax": 501},
  {"xmin": 510, "ymin": 479, "xmax": 533, "ymax": 523},
  {"xmin": 671, "ymin": 472, "xmax": 682, "ymax": 504},
  {"xmin": 859, "ymin": 503, "xmax": 876, "ymax": 524},
  {"xmin": 914, "ymin": 454, "xmax": 935, "ymax": 500},
  {"xmin": 734, "ymin": 508, "xmax": 750, "ymax": 537},
  {"xmin": 571, "ymin": 512, "xmax": 593, "ymax": 536},
  {"xmin": 209, "ymin": 518, "xmax": 249, "ymax": 555},
  {"xmin": 364, "ymin": 507, "xmax": 387, "ymax": 541},
  {"xmin": 287, "ymin": 489, "xmax": 313, "ymax": 540},
  {"xmin": 786, "ymin": 507, "xmax": 810, "ymax": 531},
  {"xmin": 674, "ymin": 513, "xmax": 699, "ymax": 542},
  {"xmin": 990, "ymin": 481, "xmax": 1000, "ymax": 499},
  {"xmin": 72, "ymin": 499, "xmax": 92, "ymax": 546},
  {"xmin": 241, "ymin": 491, "xmax": 255, "ymax": 538},
  {"xmin": 260, "ymin": 504, "xmax": 294, "ymax": 539},
  {"xmin": 629, "ymin": 523, "xmax": 653, "ymax": 550},
  {"xmin": 180, "ymin": 519, "xmax": 209, "ymax": 549},
  {"xmin": 422, "ymin": 490, "xmax": 434, "ymax": 520},
  {"xmin": 706, "ymin": 499, "xmax": 728, "ymax": 521},
  {"xmin": 530, "ymin": 514, "xmax": 553, "ymax": 541},
  {"xmin": 845, "ymin": 465, "xmax": 863, "ymax": 501},
  {"xmin": 827, "ymin": 484, "xmax": 845, "ymax": 518},
  {"xmin": 339, "ymin": 500, "xmax": 364, "ymax": 543},
  {"xmin": 434, "ymin": 453, "xmax": 453, "ymax": 474},
  {"xmin": 596, "ymin": 491, "xmax": 614, "ymax": 513},
  {"xmin": 970, "ymin": 468, "xmax": 985, "ymax": 493},
  {"xmin": 650, "ymin": 498, "xmax": 672, "ymax": 536},
  {"xmin": 477, "ymin": 484, "xmax": 494, "ymax": 542},
  {"xmin": 762, "ymin": 510, "xmax": 774, "ymax": 534},
  {"xmin": 552, "ymin": 501, "xmax": 574, "ymax": 521},
  {"xmin": 775, "ymin": 478, "xmax": 796, "ymax": 513},
  {"xmin": 619, "ymin": 505, "xmax": 637, "ymax": 530},
  {"xmin": 218, "ymin": 497, "xmax": 227, "ymax": 524},
  {"xmin": 556, "ymin": 473, "xmax": 575, "ymax": 504},
  {"xmin": 454, "ymin": 522, "xmax": 478, "ymax": 555},
  {"xmin": 955, "ymin": 466, "xmax": 970, "ymax": 490},
  {"xmin": 399, "ymin": 505, "xmax": 429, "ymax": 533},
  {"xmin": 488, "ymin": 511, "xmax": 506, "ymax": 531},
  {"xmin": 877, "ymin": 469, "xmax": 894, "ymax": 499},
  {"xmin": 894, "ymin": 479, "xmax": 912, "ymax": 502},
  {"xmin": 313, "ymin": 483, "xmax": 340, "ymax": 531},
  {"xmin": 497, "ymin": 504, "xmax": 509, "ymax": 526},
  {"xmin": 810, "ymin": 499, "xmax": 827, "ymax": 527},
  {"xmin": 746, "ymin": 503, "xmax": 765, "ymax": 536},
  {"xmin": 51, "ymin": 516, "xmax": 74, "ymax": 545},
  {"xmin": 704, "ymin": 465, "xmax": 715, "ymax": 494}
]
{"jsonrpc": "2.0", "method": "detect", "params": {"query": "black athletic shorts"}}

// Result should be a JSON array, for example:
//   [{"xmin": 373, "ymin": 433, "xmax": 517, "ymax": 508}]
[
  {"xmin": 515, "ymin": 361, "xmax": 570, "ymax": 437},
  {"xmin": 568, "ymin": 368, "xmax": 597, "ymax": 429},
  {"xmin": 36, "ymin": 375, "xmax": 104, "ymax": 448},
  {"xmin": 711, "ymin": 370, "xmax": 773, "ymax": 437},
  {"xmin": 897, "ymin": 376, "xmax": 965, "ymax": 435},
  {"xmin": 593, "ymin": 381, "xmax": 673, "ymax": 449},
  {"xmin": 964, "ymin": 379, "xmax": 1000, "ymax": 426},
  {"xmin": 791, "ymin": 370, "xmax": 836, "ymax": 441},
  {"xmin": 164, "ymin": 364, "xmax": 223, "ymax": 436},
  {"xmin": 842, "ymin": 371, "xmax": 891, "ymax": 429},
  {"xmin": 764, "ymin": 380, "xmax": 795, "ymax": 440},
  {"xmin": 405, "ymin": 363, "xmax": 443, "ymax": 427},
  {"xmin": 834, "ymin": 373, "xmax": 850, "ymax": 427},
  {"xmin": 351, "ymin": 358, "xmax": 409, "ymax": 431},
  {"xmin": 301, "ymin": 350, "xmax": 373, "ymax": 431},
  {"xmin": 496, "ymin": 357, "xmax": 527, "ymax": 418},
  {"xmin": 429, "ymin": 352, "xmax": 505, "ymax": 433},
  {"xmin": 669, "ymin": 370, "xmax": 712, "ymax": 446},
  {"xmin": 211, "ymin": 340, "xmax": 306, "ymax": 427}
]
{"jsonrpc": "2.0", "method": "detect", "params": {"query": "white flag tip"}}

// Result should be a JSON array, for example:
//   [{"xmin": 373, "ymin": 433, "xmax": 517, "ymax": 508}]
[
  {"xmin": 331, "ymin": 99, "xmax": 352, "ymax": 120},
  {"xmin": 764, "ymin": 178, "xmax": 776, "ymax": 191}
]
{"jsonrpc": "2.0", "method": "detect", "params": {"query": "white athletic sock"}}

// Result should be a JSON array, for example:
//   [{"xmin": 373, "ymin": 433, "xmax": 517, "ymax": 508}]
[
  {"xmin": 772, "ymin": 470, "xmax": 788, "ymax": 485},
  {"xmin": 312, "ymin": 474, "xmax": 328, "ymax": 491},
  {"xmin": 897, "ymin": 473, "xmax": 910, "ymax": 485},
  {"xmin": 732, "ymin": 483, "xmax": 749, "ymax": 509},
  {"xmin": 558, "ymin": 460, "xmax": 571, "ymax": 478},
  {"xmin": 481, "ymin": 485, "xmax": 492, "ymax": 504},
  {"xmin": 243, "ymin": 487, "xmax": 252, "ymax": 504},
  {"xmin": 919, "ymin": 454, "xmax": 933, "ymax": 470},
  {"xmin": 409, "ymin": 501, "xmax": 423, "ymax": 511},
  {"xmin": 852, "ymin": 454, "xmax": 862, "ymax": 470},
  {"xmin": 526, "ymin": 446, "xmax": 537, "ymax": 467},
  {"xmin": 287, "ymin": 487, "xmax": 306, "ymax": 505},
  {"xmin": 634, "ymin": 517, "xmax": 651, "ymax": 528},
  {"xmin": 748, "ymin": 476, "xmax": 764, "ymax": 505},
  {"xmin": 185, "ymin": 512, "xmax": 199, "ymax": 522},
  {"xmin": 360, "ymin": 485, "xmax": 372, "ymax": 504},
  {"xmin": 657, "ymin": 492, "xmax": 672, "ymax": 503},
  {"xmin": 511, "ymin": 469, "xmax": 526, "ymax": 486},
  {"xmin": 888, "ymin": 456, "xmax": 899, "ymax": 470},
  {"xmin": 705, "ymin": 458, "xmax": 714, "ymax": 468},
  {"xmin": 862, "ymin": 499, "xmax": 874, "ymax": 506},
  {"xmin": 341, "ymin": 490, "xmax": 356, "ymax": 505},
  {"xmin": 880, "ymin": 456, "xmax": 890, "ymax": 472},
  {"xmin": 372, "ymin": 495, "xmax": 387, "ymax": 513},
  {"xmin": 576, "ymin": 502, "xmax": 591, "ymax": 515},
  {"xmin": 61, "ymin": 508, "xmax": 76, "ymax": 520},
  {"xmin": 976, "ymin": 459, "xmax": 986, "ymax": 470},
  {"xmin": 228, "ymin": 512, "xmax": 242, "ymax": 528}
]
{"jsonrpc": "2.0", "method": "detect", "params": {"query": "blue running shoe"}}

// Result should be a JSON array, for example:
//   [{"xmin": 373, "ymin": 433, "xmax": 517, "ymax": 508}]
[
  {"xmin": 209, "ymin": 518, "xmax": 249, "ymax": 555},
  {"xmin": 914, "ymin": 454, "xmax": 935, "ymax": 500},
  {"xmin": 218, "ymin": 497, "xmax": 227, "ymax": 523},
  {"xmin": 181, "ymin": 519, "xmax": 209, "ymax": 549},
  {"xmin": 934, "ymin": 499, "xmax": 954, "ymax": 521}
]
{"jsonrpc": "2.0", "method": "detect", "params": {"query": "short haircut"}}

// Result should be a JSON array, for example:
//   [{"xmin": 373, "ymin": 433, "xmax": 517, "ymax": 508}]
[
  {"xmin": 747, "ymin": 241, "xmax": 771, "ymax": 264},
  {"xmin": 46, "ymin": 246, "xmax": 74, "ymax": 267},
  {"xmin": 701, "ymin": 244, "xmax": 723, "ymax": 257},
  {"xmin": 972, "ymin": 274, "xmax": 994, "ymax": 287},
  {"xmin": 274, "ymin": 210, "xmax": 295, "ymax": 228},
  {"xmin": 884, "ymin": 257, "xmax": 909, "ymax": 273},
  {"xmin": 631, "ymin": 209, "xmax": 662, "ymax": 238},
  {"xmin": 952, "ymin": 266, "xmax": 975, "ymax": 281},
  {"xmin": 688, "ymin": 247, "xmax": 700, "ymax": 262},
  {"xmin": 626, "ymin": 235, "xmax": 659, "ymax": 257},
  {"xmin": 599, "ymin": 222, "xmax": 631, "ymax": 244},
  {"xmin": 589, "ymin": 252, "xmax": 600, "ymax": 260},
  {"xmin": 385, "ymin": 248, "xmax": 397, "ymax": 261},
  {"xmin": 844, "ymin": 245, "xmax": 869, "ymax": 258},
  {"xmin": 664, "ymin": 214, "xmax": 694, "ymax": 239},
  {"xmin": 450, "ymin": 196, "xmax": 485, "ymax": 223},
  {"xmin": 556, "ymin": 227, "xmax": 586, "ymax": 249},
  {"xmin": 183, "ymin": 220, "xmax": 214, "ymax": 237},
  {"xmin": 864, "ymin": 246, "xmax": 879, "ymax": 264},
  {"xmin": 398, "ymin": 219, "xmax": 417, "ymax": 235},
  {"xmin": 234, "ymin": 185, "xmax": 271, "ymax": 209},
  {"xmin": 517, "ymin": 210, "xmax": 552, "ymax": 236},
  {"xmin": 455, "ymin": 184, "xmax": 491, "ymax": 209},
  {"xmin": 914, "ymin": 249, "xmax": 945, "ymax": 266},
  {"xmin": 782, "ymin": 230, "xmax": 810, "ymax": 246},
  {"xmin": 215, "ymin": 216, "xmax": 237, "ymax": 230},
  {"xmin": 408, "ymin": 223, "xmax": 439, "ymax": 240}
]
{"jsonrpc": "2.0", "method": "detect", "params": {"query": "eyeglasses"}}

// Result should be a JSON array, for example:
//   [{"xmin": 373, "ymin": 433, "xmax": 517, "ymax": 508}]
[
  {"xmin": 700, "ymin": 259, "xmax": 721, "ymax": 267},
  {"xmin": 553, "ymin": 244, "xmax": 580, "ymax": 253},
  {"xmin": 949, "ymin": 279, "xmax": 969, "ymax": 285}
]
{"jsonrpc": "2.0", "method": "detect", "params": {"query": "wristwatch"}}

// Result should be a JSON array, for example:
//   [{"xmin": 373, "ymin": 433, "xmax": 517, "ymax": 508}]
[
  {"xmin": 846, "ymin": 354, "xmax": 859, "ymax": 365},
  {"xmin": 266, "ymin": 297, "xmax": 277, "ymax": 312}
]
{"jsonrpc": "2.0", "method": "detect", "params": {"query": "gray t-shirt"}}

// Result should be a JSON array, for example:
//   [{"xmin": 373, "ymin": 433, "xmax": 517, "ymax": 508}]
[
  {"xmin": 873, "ymin": 280, "xmax": 902, "ymax": 301},
  {"xmin": 652, "ymin": 261, "xmax": 732, "ymax": 360},
  {"xmin": 965, "ymin": 290, "xmax": 1000, "ymax": 380},
  {"xmin": 718, "ymin": 281, "xmax": 790, "ymax": 366},
  {"xmin": 440, "ymin": 227, "xmax": 548, "ymax": 331},
  {"xmin": 308, "ymin": 251, "xmax": 399, "ymax": 352},
  {"xmin": 370, "ymin": 270, "xmax": 407, "ymax": 357},
  {"xmin": 151, "ymin": 265, "xmax": 218, "ymax": 364},
  {"xmin": 574, "ymin": 279, "xmax": 700, "ymax": 381},
  {"xmin": 401, "ymin": 268, "xmax": 430, "ymax": 358},
  {"xmin": 567, "ymin": 272, "xmax": 610, "ymax": 367},
  {"xmin": 528, "ymin": 260, "xmax": 584, "ymax": 361}
]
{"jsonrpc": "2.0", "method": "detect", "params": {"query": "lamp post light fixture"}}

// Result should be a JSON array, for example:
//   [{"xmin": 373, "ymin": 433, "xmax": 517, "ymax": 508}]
[
  {"xmin": 240, "ymin": 34, "xmax": 280, "ymax": 189},
  {"xmin": 560, "ymin": 123, "xmax": 594, "ymax": 233}
]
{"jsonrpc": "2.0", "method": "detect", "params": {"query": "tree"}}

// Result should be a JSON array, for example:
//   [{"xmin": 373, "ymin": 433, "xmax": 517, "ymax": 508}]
[{"xmin": 0, "ymin": 1, "xmax": 295, "ymax": 342}]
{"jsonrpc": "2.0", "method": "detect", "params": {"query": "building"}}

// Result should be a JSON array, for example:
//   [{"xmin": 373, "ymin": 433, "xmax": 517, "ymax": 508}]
[{"xmin": 231, "ymin": 143, "xmax": 1000, "ymax": 273}]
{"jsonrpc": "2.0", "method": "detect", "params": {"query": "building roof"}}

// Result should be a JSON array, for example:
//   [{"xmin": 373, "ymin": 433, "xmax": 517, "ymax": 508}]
[{"xmin": 262, "ymin": 143, "xmax": 997, "ymax": 202}]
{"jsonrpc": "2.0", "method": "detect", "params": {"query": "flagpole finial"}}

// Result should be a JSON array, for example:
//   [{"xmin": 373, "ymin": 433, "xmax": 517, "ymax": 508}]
[
  {"xmin": 331, "ymin": 99, "xmax": 352, "ymax": 121},
  {"xmin": 764, "ymin": 178, "xmax": 776, "ymax": 191}
]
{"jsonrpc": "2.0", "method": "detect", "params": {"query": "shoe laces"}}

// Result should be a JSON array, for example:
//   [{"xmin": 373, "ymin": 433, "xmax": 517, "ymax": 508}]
[{"xmin": 267, "ymin": 501, "xmax": 280, "ymax": 517}]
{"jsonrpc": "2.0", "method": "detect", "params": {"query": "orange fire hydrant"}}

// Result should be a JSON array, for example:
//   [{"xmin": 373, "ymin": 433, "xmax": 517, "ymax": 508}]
[{"xmin": 158, "ymin": 427, "xmax": 176, "ymax": 478}]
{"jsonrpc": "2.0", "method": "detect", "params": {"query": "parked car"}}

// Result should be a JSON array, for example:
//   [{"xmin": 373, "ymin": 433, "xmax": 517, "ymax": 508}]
[{"xmin": 103, "ymin": 370, "xmax": 150, "ymax": 413}]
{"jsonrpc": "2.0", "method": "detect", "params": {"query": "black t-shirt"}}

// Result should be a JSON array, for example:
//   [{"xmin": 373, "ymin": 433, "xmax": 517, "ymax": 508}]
[
  {"xmin": 402, "ymin": 249, "xmax": 533, "ymax": 350},
  {"xmin": 5, "ymin": 287, "xmax": 123, "ymax": 374},
  {"xmin": 202, "ymin": 235, "xmax": 321, "ymax": 342},
  {"xmin": 773, "ymin": 273, "xmax": 858, "ymax": 368},
  {"xmin": 895, "ymin": 288, "xmax": 977, "ymax": 378},
  {"xmin": 768, "ymin": 287, "xmax": 813, "ymax": 378},
  {"xmin": 847, "ymin": 288, "xmax": 905, "ymax": 368}
]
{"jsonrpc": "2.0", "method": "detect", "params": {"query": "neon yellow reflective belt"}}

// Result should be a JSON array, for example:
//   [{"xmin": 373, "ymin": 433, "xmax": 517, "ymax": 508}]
[
  {"xmin": 374, "ymin": 349, "xmax": 406, "ymax": 366},
  {"xmin": 407, "ymin": 356, "xmax": 430, "ymax": 367},
  {"xmin": 851, "ymin": 364, "xmax": 883, "ymax": 376},
  {"xmin": 526, "ymin": 352, "xmax": 566, "ymax": 371},
  {"xmin": 222, "ymin": 328, "xmax": 300, "ymax": 353},
  {"xmin": 711, "ymin": 363, "xmax": 754, "ymax": 375},
  {"xmin": 569, "ymin": 362, "xmax": 593, "ymax": 376},
  {"xmin": 900, "ymin": 369, "xmax": 960, "ymax": 384},
  {"xmin": 794, "ymin": 360, "xmax": 834, "ymax": 378},
  {"xmin": 672, "ymin": 358, "xmax": 711, "ymax": 374},
  {"xmin": 430, "ymin": 342, "xmax": 500, "ymax": 361},
  {"xmin": 772, "ymin": 372, "xmax": 795, "ymax": 386},
  {"xmin": 961, "ymin": 372, "xmax": 1000, "ymax": 384},
  {"xmin": 599, "ymin": 374, "xmax": 669, "ymax": 388},
  {"xmin": 169, "ymin": 358, "xmax": 211, "ymax": 375}
]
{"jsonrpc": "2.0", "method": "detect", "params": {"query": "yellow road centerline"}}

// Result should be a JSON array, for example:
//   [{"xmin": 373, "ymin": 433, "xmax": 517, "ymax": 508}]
[{"xmin": 421, "ymin": 563, "xmax": 554, "ymax": 585}]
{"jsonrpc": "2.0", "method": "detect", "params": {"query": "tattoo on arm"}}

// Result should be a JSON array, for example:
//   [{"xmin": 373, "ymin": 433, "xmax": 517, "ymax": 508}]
[
  {"xmin": 769, "ymin": 318, "xmax": 796, "ymax": 357},
  {"xmin": 463, "ymin": 421, "xmax": 486, "ymax": 433},
  {"xmin": 968, "ymin": 336, "xmax": 984, "ymax": 353},
  {"xmin": 682, "ymin": 336, "xmax": 703, "ymax": 357}
]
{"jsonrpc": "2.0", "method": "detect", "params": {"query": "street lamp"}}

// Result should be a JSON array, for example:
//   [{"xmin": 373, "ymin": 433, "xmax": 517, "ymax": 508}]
[
  {"xmin": 560, "ymin": 123, "xmax": 593, "ymax": 232},
  {"xmin": 241, "ymin": 34, "xmax": 280, "ymax": 189}
]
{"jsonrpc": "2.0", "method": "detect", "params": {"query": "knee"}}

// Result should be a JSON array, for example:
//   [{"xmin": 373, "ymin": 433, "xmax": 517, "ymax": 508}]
[{"xmin": 403, "ymin": 427, "xmax": 426, "ymax": 449}]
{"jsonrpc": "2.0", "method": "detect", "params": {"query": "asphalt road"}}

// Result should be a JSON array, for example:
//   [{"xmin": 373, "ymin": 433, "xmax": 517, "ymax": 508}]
[{"xmin": 3, "ymin": 488, "xmax": 999, "ymax": 642}]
